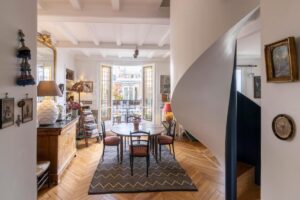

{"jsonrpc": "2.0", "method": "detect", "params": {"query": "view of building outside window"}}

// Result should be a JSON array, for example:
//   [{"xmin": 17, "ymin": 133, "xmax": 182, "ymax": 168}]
[{"xmin": 111, "ymin": 66, "xmax": 143, "ymax": 123}]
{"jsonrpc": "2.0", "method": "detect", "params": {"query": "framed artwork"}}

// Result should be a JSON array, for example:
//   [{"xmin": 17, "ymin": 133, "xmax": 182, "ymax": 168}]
[
  {"xmin": 265, "ymin": 37, "xmax": 298, "ymax": 82},
  {"xmin": 161, "ymin": 93, "xmax": 169, "ymax": 102},
  {"xmin": 160, "ymin": 75, "xmax": 170, "ymax": 94},
  {"xmin": 81, "ymin": 100, "xmax": 93, "ymax": 105},
  {"xmin": 22, "ymin": 98, "xmax": 33, "ymax": 123},
  {"xmin": 83, "ymin": 81, "xmax": 93, "ymax": 93},
  {"xmin": 0, "ymin": 98, "xmax": 14, "ymax": 129},
  {"xmin": 66, "ymin": 80, "xmax": 74, "ymax": 91},
  {"xmin": 253, "ymin": 76, "xmax": 261, "ymax": 99},
  {"xmin": 58, "ymin": 83, "xmax": 64, "ymax": 94}
]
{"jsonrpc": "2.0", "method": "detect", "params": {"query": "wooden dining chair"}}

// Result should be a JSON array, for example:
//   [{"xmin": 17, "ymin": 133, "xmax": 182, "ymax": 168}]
[
  {"xmin": 157, "ymin": 120, "xmax": 177, "ymax": 160},
  {"xmin": 101, "ymin": 121, "xmax": 120, "ymax": 163},
  {"xmin": 129, "ymin": 131, "xmax": 150, "ymax": 177}
]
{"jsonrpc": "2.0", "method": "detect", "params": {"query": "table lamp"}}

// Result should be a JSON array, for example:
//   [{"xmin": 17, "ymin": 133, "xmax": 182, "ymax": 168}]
[
  {"xmin": 163, "ymin": 102, "xmax": 173, "ymax": 122},
  {"xmin": 37, "ymin": 81, "xmax": 63, "ymax": 125}
]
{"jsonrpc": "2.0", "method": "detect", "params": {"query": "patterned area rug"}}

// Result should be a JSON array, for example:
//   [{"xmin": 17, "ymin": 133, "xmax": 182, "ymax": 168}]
[{"xmin": 89, "ymin": 146, "xmax": 198, "ymax": 194}]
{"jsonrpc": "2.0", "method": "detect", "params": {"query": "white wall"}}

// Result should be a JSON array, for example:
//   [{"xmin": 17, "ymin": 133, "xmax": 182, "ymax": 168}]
[
  {"xmin": 75, "ymin": 59, "xmax": 100, "ymax": 110},
  {"xmin": 56, "ymin": 49, "xmax": 75, "ymax": 107},
  {"xmin": 0, "ymin": 0, "xmax": 37, "ymax": 200},
  {"xmin": 170, "ymin": 0, "xmax": 259, "ymax": 167},
  {"xmin": 261, "ymin": 0, "xmax": 300, "ymax": 199},
  {"xmin": 75, "ymin": 58, "xmax": 170, "ymax": 125},
  {"xmin": 170, "ymin": 0, "xmax": 259, "ymax": 93}
]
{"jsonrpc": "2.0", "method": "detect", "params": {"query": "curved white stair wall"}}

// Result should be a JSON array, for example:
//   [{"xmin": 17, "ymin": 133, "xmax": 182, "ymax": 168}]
[{"xmin": 170, "ymin": 1, "xmax": 259, "ymax": 167}]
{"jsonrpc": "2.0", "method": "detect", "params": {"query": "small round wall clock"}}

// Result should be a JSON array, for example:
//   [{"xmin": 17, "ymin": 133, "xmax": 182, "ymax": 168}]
[{"xmin": 272, "ymin": 114, "xmax": 295, "ymax": 140}]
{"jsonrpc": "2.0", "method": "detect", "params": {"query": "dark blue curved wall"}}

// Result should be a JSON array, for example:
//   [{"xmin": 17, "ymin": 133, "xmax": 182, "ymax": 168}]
[
  {"xmin": 226, "ymin": 45, "xmax": 261, "ymax": 200},
  {"xmin": 237, "ymin": 92, "xmax": 261, "ymax": 185},
  {"xmin": 225, "ymin": 44, "xmax": 238, "ymax": 200}
]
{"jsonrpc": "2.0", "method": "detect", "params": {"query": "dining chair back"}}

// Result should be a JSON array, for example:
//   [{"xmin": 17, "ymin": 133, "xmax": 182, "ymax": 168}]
[
  {"xmin": 158, "ymin": 120, "xmax": 177, "ymax": 160},
  {"xmin": 129, "ymin": 131, "xmax": 150, "ymax": 177},
  {"xmin": 101, "ymin": 121, "xmax": 120, "ymax": 163},
  {"xmin": 101, "ymin": 121, "xmax": 106, "ymax": 139}
]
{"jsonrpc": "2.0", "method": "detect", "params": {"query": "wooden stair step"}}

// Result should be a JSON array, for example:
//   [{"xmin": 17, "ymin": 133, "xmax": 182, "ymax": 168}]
[{"xmin": 237, "ymin": 162, "xmax": 256, "ymax": 199}]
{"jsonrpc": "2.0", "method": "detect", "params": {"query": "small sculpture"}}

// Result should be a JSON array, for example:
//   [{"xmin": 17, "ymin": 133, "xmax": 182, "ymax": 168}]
[{"xmin": 16, "ymin": 30, "xmax": 35, "ymax": 86}]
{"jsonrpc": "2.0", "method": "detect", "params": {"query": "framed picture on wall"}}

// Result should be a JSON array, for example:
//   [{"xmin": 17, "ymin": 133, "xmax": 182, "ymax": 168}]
[
  {"xmin": 22, "ymin": 98, "xmax": 33, "ymax": 123},
  {"xmin": 265, "ymin": 37, "xmax": 298, "ymax": 82},
  {"xmin": 83, "ymin": 81, "xmax": 93, "ymax": 93},
  {"xmin": 253, "ymin": 76, "xmax": 261, "ymax": 99},
  {"xmin": 0, "ymin": 98, "xmax": 14, "ymax": 129},
  {"xmin": 160, "ymin": 75, "xmax": 170, "ymax": 94}
]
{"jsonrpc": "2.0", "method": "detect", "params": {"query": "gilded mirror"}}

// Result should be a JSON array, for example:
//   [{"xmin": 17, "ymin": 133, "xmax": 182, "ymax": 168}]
[{"xmin": 37, "ymin": 33, "xmax": 56, "ymax": 81}]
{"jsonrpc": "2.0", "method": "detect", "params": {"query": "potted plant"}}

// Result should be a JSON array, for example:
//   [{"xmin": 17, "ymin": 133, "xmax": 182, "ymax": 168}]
[
  {"xmin": 132, "ymin": 115, "xmax": 141, "ymax": 131},
  {"xmin": 68, "ymin": 101, "xmax": 80, "ymax": 118}
]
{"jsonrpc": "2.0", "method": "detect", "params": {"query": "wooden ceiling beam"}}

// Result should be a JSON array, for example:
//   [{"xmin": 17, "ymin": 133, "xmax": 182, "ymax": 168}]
[
  {"xmin": 137, "ymin": 24, "xmax": 152, "ymax": 46},
  {"xmin": 111, "ymin": 0, "xmax": 121, "ymax": 11},
  {"xmin": 38, "ymin": 4, "xmax": 169, "ymax": 25},
  {"xmin": 86, "ymin": 24, "xmax": 100, "ymax": 46},
  {"xmin": 115, "ymin": 24, "xmax": 122, "ymax": 46},
  {"xmin": 38, "ymin": 0, "xmax": 46, "ymax": 10},
  {"xmin": 69, "ymin": 0, "xmax": 82, "ymax": 10},
  {"xmin": 56, "ymin": 41, "xmax": 169, "ymax": 51},
  {"xmin": 158, "ymin": 28, "xmax": 170, "ymax": 47},
  {"xmin": 56, "ymin": 23, "xmax": 79, "ymax": 45}
]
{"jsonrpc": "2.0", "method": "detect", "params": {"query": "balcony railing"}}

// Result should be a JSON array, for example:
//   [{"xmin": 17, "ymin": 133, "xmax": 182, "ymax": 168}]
[{"xmin": 112, "ymin": 100, "xmax": 142, "ymax": 123}]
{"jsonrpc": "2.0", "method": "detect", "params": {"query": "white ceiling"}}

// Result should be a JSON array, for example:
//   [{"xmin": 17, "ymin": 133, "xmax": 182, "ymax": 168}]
[
  {"xmin": 37, "ymin": 0, "xmax": 170, "ymax": 60},
  {"xmin": 237, "ymin": 16, "xmax": 261, "ymax": 59}
]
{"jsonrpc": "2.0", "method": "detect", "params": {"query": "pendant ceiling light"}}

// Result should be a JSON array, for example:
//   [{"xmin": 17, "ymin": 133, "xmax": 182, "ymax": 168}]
[{"xmin": 133, "ymin": 46, "xmax": 139, "ymax": 59}]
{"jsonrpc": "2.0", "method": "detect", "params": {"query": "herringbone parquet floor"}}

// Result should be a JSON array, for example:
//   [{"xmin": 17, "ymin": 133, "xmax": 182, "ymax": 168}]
[{"xmin": 38, "ymin": 139, "xmax": 225, "ymax": 200}]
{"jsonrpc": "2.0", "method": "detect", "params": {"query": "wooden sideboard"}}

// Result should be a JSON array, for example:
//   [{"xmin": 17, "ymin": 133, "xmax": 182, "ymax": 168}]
[{"xmin": 37, "ymin": 117, "xmax": 78, "ymax": 184}]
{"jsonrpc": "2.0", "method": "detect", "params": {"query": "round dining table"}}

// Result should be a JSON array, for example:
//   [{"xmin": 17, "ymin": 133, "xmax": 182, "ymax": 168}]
[{"xmin": 111, "ymin": 123, "xmax": 165, "ymax": 163}]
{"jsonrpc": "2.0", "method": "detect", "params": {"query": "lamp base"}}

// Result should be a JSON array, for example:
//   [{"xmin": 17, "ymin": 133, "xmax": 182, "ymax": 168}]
[{"xmin": 37, "ymin": 99, "xmax": 59, "ymax": 125}]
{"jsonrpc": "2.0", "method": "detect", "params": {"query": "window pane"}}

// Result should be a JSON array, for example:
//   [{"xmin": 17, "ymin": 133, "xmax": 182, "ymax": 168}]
[
  {"xmin": 101, "ymin": 66, "xmax": 112, "ymax": 121},
  {"xmin": 37, "ymin": 65, "xmax": 52, "ymax": 82},
  {"xmin": 143, "ymin": 66, "xmax": 153, "ymax": 121}
]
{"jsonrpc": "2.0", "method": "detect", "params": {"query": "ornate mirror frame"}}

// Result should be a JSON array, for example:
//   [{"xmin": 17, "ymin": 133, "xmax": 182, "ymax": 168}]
[{"xmin": 37, "ymin": 33, "xmax": 57, "ymax": 81}]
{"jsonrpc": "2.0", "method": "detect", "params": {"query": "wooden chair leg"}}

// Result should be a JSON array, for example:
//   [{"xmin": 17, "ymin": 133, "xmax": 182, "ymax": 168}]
[
  {"xmin": 159, "ymin": 144, "xmax": 161, "ymax": 161},
  {"xmin": 85, "ymin": 137, "xmax": 88, "ymax": 147},
  {"xmin": 172, "ymin": 143, "xmax": 175, "ymax": 159},
  {"xmin": 130, "ymin": 156, "xmax": 134, "ymax": 176},
  {"xmin": 102, "ymin": 145, "xmax": 105, "ymax": 160},
  {"xmin": 146, "ymin": 156, "xmax": 149, "ymax": 177},
  {"xmin": 47, "ymin": 169, "xmax": 51, "ymax": 188},
  {"xmin": 117, "ymin": 145, "xmax": 120, "ymax": 163},
  {"xmin": 124, "ymin": 137, "xmax": 126, "ymax": 150},
  {"xmin": 130, "ymin": 156, "xmax": 132, "ymax": 174}
]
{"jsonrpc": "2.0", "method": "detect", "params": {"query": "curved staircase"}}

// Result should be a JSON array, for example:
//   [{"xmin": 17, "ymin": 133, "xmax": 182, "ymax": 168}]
[{"xmin": 170, "ymin": 1, "xmax": 260, "ymax": 199}]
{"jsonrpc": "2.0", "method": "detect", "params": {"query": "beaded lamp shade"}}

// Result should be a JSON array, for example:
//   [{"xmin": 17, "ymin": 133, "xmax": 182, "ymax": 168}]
[{"xmin": 71, "ymin": 81, "xmax": 92, "ymax": 93}]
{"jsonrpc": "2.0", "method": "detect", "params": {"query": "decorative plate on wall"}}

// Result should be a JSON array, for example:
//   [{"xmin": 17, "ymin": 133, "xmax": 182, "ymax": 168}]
[{"xmin": 272, "ymin": 114, "xmax": 295, "ymax": 140}]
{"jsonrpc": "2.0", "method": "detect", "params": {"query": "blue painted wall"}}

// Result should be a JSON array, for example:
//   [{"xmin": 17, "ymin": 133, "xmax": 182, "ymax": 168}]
[{"xmin": 237, "ymin": 92, "xmax": 261, "ymax": 185}]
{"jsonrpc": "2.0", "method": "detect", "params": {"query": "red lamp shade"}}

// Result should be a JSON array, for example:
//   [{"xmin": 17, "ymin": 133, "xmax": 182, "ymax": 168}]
[{"xmin": 163, "ymin": 102, "xmax": 172, "ymax": 113}]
